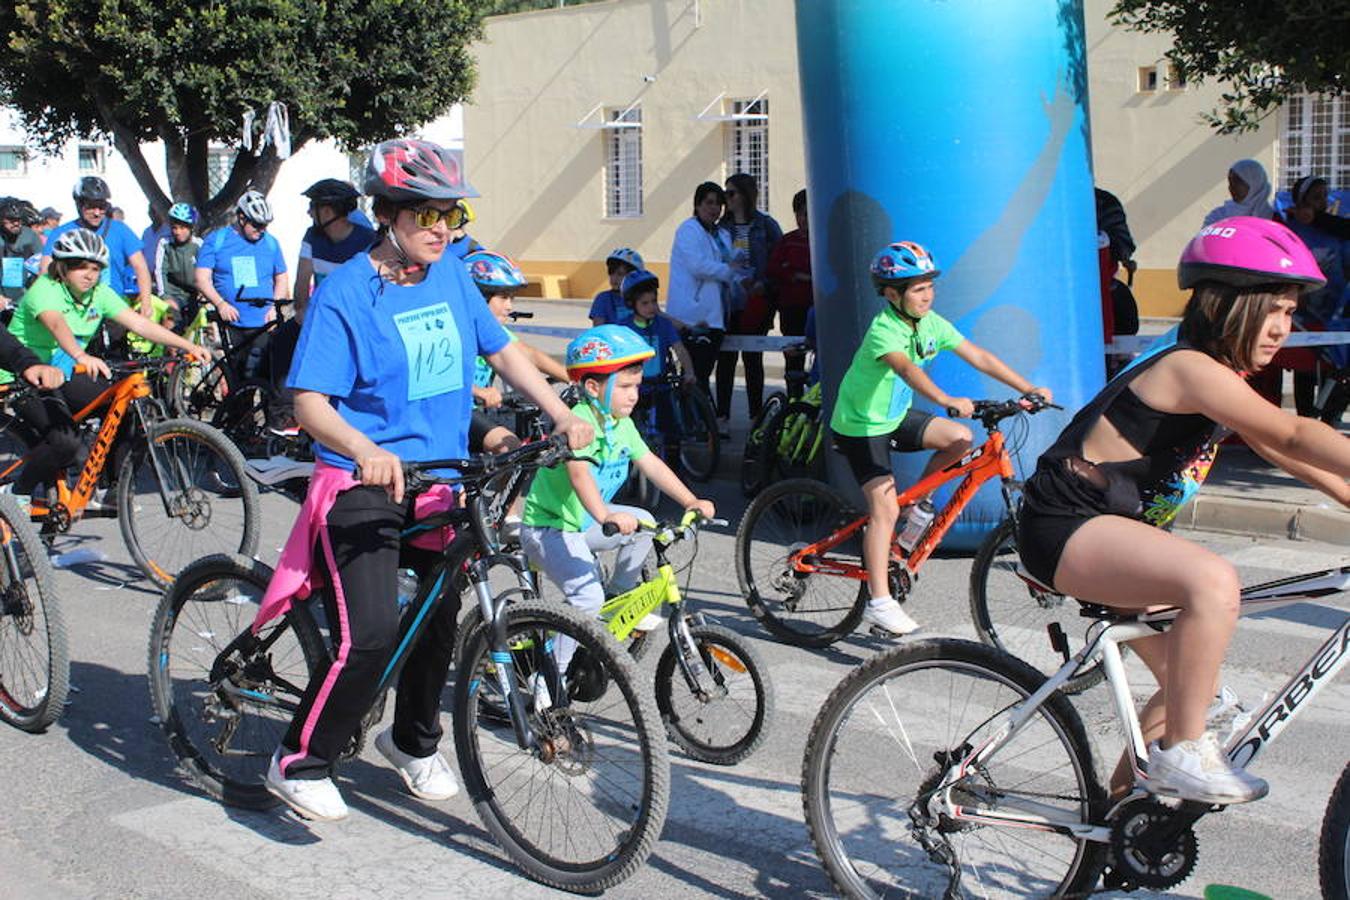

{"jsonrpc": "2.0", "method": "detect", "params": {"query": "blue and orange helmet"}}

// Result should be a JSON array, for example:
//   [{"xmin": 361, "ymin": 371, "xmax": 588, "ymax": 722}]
[
  {"xmin": 465, "ymin": 249, "xmax": 527, "ymax": 294},
  {"xmin": 870, "ymin": 241, "xmax": 940, "ymax": 293},
  {"xmin": 565, "ymin": 325, "xmax": 654, "ymax": 382}
]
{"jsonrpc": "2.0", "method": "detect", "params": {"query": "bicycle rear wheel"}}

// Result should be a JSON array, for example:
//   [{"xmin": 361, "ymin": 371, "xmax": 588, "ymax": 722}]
[
  {"xmin": 802, "ymin": 638, "xmax": 1107, "ymax": 899},
  {"xmin": 969, "ymin": 517, "xmax": 1107, "ymax": 693},
  {"xmin": 168, "ymin": 358, "xmax": 229, "ymax": 421},
  {"xmin": 453, "ymin": 599, "xmax": 670, "ymax": 893},
  {"xmin": 147, "ymin": 554, "xmax": 326, "ymax": 809},
  {"xmin": 654, "ymin": 622, "xmax": 772, "ymax": 765},
  {"xmin": 736, "ymin": 478, "xmax": 867, "ymax": 647},
  {"xmin": 118, "ymin": 417, "xmax": 260, "ymax": 588},
  {"xmin": 741, "ymin": 395, "xmax": 787, "ymax": 497},
  {"xmin": 675, "ymin": 385, "xmax": 720, "ymax": 481},
  {"xmin": 211, "ymin": 377, "xmax": 274, "ymax": 458},
  {"xmin": 0, "ymin": 494, "xmax": 68, "ymax": 732}
]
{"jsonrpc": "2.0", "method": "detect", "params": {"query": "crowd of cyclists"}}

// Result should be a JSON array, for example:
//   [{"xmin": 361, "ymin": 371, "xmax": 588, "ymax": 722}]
[{"xmin": 1, "ymin": 135, "xmax": 1347, "ymax": 893}]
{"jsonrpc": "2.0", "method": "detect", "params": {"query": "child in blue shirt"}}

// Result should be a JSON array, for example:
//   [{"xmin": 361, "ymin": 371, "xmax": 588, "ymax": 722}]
[{"xmin": 588, "ymin": 247, "xmax": 643, "ymax": 326}]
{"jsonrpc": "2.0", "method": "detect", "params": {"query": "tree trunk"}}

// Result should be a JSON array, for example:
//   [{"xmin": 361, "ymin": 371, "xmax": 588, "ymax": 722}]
[{"xmin": 90, "ymin": 91, "xmax": 169, "ymax": 222}]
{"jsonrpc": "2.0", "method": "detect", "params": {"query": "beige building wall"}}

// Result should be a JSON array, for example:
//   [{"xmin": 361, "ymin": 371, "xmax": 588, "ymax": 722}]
[{"xmin": 465, "ymin": 0, "xmax": 1279, "ymax": 315}]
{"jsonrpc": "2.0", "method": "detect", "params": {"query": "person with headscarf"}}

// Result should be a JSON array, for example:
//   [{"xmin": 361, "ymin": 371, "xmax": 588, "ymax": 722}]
[{"xmin": 1203, "ymin": 159, "xmax": 1275, "ymax": 226}]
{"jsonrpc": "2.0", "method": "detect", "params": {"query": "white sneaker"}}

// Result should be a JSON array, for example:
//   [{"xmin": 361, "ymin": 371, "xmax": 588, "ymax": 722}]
[
  {"xmin": 374, "ymin": 728, "xmax": 459, "ymax": 801},
  {"xmin": 634, "ymin": 611, "xmax": 665, "ymax": 632},
  {"xmin": 862, "ymin": 598, "xmax": 920, "ymax": 636},
  {"xmin": 528, "ymin": 671, "xmax": 553, "ymax": 712},
  {"xmin": 1145, "ymin": 731, "xmax": 1268, "ymax": 805},
  {"xmin": 265, "ymin": 751, "xmax": 349, "ymax": 821}
]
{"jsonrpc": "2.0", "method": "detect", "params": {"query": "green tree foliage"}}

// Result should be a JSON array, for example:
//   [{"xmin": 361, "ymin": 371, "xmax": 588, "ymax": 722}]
[
  {"xmin": 1110, "ymin": 0, "xmax": 1350, "ymax": 133},
  {"xmin": 0, "ymin": 0, "xmax": 489, "ymax": 223}
]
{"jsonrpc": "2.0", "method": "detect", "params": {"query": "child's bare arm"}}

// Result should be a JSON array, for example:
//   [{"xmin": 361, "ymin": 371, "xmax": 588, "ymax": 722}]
[
  {"xmin": 952, "ymin": 341, "xmax": 1052, "ymax": 402},
  {"xmin": 633, "ymin": 453, "xmax": 715, "ymax": 518},
  {"xmin": 883, "ymin": 351, "xmax": 972, "ymax": 416}
]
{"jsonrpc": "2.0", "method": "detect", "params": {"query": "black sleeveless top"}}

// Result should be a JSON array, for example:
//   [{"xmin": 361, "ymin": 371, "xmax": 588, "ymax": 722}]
[{"xmin": 1023, "ymin": 339, "xmax": 1225, "ymax": 527}]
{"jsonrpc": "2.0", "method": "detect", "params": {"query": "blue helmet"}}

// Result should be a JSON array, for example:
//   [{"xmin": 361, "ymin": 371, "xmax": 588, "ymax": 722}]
[
  {"xmin": 167, "ymin": 202, "xmax": 198, "ymax": 226},
  {"xmin": 870, "ymin": 241, "xmax": 940, "ymax": 293},
  {"xmin": 620, "ymin": 268, "xmax": 660, "ymax": 306},
  {"xmin": 606, "ymin": 247, "xmax": 644, "ymax": 271},
  {"xmin": 465, "ymin": 249, "xmax": 526, "ymax": 293}
]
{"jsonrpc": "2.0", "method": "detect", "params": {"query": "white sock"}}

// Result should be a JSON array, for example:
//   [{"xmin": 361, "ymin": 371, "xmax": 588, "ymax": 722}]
[{"xmin": 869, "ymin": 595, "xmax": 893, "ymax": 607}]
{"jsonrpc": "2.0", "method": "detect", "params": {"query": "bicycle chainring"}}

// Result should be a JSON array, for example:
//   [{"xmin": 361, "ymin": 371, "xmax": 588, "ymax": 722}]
[{"xmin": 1106, "ymin": 797, "xmax": 1199, "ymax": 891}]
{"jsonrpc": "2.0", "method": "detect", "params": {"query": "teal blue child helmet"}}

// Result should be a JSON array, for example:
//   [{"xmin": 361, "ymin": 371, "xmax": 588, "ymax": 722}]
[
  {"xmin": 870, "ymin": 241, "xmax": 940, "ymax": 294},
  {"xmin": 565, "ymin": 324, "xmax": 655, "ymax": 419},
  {"xmin": 465, "ymin": 249, "xmax": 527, "ymax": 294},
  {"xmin": 620, "ymin": 269, "xmax": 660, "ymax": 307},
  {"xmin": 167, "ymin": 202, "xmax": 199, "ymax": 226},
  {"xmin": 606, "ymin": 247, "xmax": 644, "ymax": 271}
]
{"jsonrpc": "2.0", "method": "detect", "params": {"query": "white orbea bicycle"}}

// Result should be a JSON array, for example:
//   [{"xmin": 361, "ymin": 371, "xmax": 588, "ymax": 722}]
[{"xmin": 802, "ymin": 565, "xmax": 1350, "ymax": 898}]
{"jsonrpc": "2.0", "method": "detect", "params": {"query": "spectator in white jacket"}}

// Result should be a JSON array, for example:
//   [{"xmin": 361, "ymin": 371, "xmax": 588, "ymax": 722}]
[{"xmin": 668, "ymin": 181, "xmax": 746, "ymax": 398}]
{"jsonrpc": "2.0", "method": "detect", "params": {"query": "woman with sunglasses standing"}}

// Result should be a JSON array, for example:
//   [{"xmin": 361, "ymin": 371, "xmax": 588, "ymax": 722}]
[{"xmin": 257, "ymin": 139, "xmax": 593, "ymax": 823}]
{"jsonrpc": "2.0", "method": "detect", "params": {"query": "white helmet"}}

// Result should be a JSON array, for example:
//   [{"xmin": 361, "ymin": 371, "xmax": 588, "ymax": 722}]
[
  {"xmin": 51, "ymin": 228, "xmax": 110, "ymax": 267},
  {"xmin": 235, "ymin": 190, "xmax": 274, "ymax": 225}
]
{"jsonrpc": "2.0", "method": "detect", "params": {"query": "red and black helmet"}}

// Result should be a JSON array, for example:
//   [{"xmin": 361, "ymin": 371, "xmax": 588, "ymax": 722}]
[{"xmin": 363, "ymin": 139, "xmax": 479, "ymax": 203}]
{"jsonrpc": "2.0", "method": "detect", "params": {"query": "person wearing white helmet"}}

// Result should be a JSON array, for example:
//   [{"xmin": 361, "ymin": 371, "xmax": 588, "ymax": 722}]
[
  {"xmin": 39, "ymin": 176, "xmax": 154, "ymax": 321},
  {"xmin": 193, "ymin": 189, "xmax": 290, "ymax": 376}
]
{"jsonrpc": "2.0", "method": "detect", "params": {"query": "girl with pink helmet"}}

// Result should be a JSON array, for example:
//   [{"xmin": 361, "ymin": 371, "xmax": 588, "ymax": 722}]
[{"xmin": 1018, "ymin": 216, "xmax": 1350, "ymax": 806}]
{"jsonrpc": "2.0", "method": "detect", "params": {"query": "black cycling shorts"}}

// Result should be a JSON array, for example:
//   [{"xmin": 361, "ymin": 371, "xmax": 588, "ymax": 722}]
[{"xmin": 831, "ymin": 409, "xmax": 935, "ymax": 485}]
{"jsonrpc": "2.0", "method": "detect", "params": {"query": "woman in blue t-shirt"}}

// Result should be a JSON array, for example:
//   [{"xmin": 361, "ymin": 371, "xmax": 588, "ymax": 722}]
[{"xmin": 258, "ymin": 139, "xmax": 593, "ymax": 823}]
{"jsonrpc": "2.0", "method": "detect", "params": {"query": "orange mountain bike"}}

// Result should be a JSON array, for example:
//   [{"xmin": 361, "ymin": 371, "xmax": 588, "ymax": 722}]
[
  {"xmin": 0, "ymin": 358, "xmax": 259, "ymax": 587},
  {"xmin": 735, "ymin": 396, "xmax": 1056, "ymax": 649}
]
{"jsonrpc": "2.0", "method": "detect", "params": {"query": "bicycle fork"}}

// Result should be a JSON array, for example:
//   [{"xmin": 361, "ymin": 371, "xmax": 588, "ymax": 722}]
[{"xmin": 468, "ymin": 556, "xmax": 540, "ymax": 753}]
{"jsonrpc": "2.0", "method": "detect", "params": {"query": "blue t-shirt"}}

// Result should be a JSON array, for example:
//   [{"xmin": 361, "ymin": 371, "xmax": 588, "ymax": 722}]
[
  {"xmin": 196, "ymin": 227, "xmax": 288, "ymax": 327},
  {"xmin": 625, "ymin": 315, "xmax": 682, "ymax": 380},
  {"xmin": 141, "ymin": 223, "xmax": 169, "ymax": 280},
  {"xmin": 300, "ymin": 223, "xmax": 376, "ymax": 289},
  {"xmin": 588, "ymin": 289, "xmax": 629, "ymax": 325},
  {"xmin": 446, "ymin": 234, "xmax": 483, "ymax": 261},
  {"xmin": 289, "ymin": 252, "xmax": 510, "ymax": 471},
  {"xmin": 44, "ymin": 219, "xmax": 144, "ymax": 295}
]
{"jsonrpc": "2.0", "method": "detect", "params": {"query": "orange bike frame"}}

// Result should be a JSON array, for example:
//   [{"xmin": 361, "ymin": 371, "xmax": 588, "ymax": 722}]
[
  {"xmin": 792, "ymin": 430, "xmax": 1015, "ymax": 579},
  {"xmin": 1, "ymin": 370, "xmax": 151, "ymax": 528}
]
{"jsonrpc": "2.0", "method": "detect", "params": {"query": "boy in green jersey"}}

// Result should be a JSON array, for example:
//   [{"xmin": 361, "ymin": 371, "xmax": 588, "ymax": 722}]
[
  {"xmin": 520, "ymin": 325, "xmax": 715, "ymax": 681},
  {"xmin": 829, "ymin": 241, "xmax": 1051, "ymax": 636}
]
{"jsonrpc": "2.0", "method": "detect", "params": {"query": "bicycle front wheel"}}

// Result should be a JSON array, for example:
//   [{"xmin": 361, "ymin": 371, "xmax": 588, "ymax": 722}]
[
  {"xmin": 675, "ymin": 386, "xmax": 720, "ymax": 481},
  {"xmin": 802, "ymin": 638, "xmax": 1107, "ymax": 899},
  {"xmin": 0, "ymin": 494, "xmax": 69, "ymax": 732},
  {"xmin": 118, "ymin": 418, "xmax": 261, "ymax": 588},
  {"xmin": 147, "ymin": 554, "xmax": 326, "ymax": 809},
  {"xmin": 1322, "ymin": 762, "xmax": 1350, "ymax": 900},
  {"xmin": 736, "ymin": 478, "xmax": 867, "ymax": 647},
  {"xmin": 654, "ymin": 622, "xmax": 772, "ymax": 765},
  {"xmin": 969, "ymin": 517, "xmax": 1107, "ymax": 693},
  {"xmin": 168, "ymin": 357, "xmax": 229, "ymax": 421},
  {"xmin": 453, "ymin": 599, "xmax": 670, "ymax": 893}
]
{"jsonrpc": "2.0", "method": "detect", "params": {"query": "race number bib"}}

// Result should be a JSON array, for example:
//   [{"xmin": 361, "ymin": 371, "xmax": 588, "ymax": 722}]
[
  {"xmin": 393, "ymin": 302, "xmax": 464, "ymax": 401},
  {"xmin": 593, "ymin": 448, "xmax": 632, "ymax": 503},
  {"xmin": 231, "ymin": 255, "xmax": 259, "ymax": 289},
  {"xmin": 1, "ymin": 257, "xmax": 22, "ymax": 289},
  {"xmin": 887, "ymin": 373, "xmax": 914, "ymax": 420}
]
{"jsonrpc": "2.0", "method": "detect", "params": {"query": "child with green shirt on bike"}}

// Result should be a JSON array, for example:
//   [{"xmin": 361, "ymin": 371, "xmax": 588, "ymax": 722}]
[
  {"xmin": 829, "ymin": 241, "xmax": 1050, "ymax": 636},
  {"xmin": 520, "ymin": 325, "xmax": 715, "ymax": 683}
]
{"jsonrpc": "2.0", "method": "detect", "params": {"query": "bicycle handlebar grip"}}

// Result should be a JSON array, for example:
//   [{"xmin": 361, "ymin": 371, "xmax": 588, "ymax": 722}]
[{"xmin": 602, "ymin": 521, "xmax": 620, "ymax": 537}]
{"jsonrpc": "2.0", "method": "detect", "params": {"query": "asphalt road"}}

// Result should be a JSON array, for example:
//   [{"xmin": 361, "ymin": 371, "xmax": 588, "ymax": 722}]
[{"xmin": 1, "ymin": 478, "xmax": 1346, "ymax": 899}]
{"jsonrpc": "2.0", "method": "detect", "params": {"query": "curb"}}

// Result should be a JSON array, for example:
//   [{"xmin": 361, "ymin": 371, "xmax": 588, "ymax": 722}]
[{"xmin": 1177, "ymin": 494, "xmax": 1350, "ymax": 544}]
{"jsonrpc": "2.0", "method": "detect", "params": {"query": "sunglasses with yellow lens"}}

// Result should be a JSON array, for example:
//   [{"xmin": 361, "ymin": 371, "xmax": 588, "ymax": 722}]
[{"xmin": 410, "ymin": 204, "xmax": 470, "ymax": 230}]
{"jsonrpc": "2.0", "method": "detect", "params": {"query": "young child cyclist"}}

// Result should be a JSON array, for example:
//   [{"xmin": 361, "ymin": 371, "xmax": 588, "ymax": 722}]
[
  {"xmin": 621, "ymin": 268, "xmax": 697, "ymax": 471},
  {"xmin": 829, "ymin": 241, "xmax": 1051, "ymax": 636},
  {"xmin": 588, "ymin": 248, "xmax": 643, "ymax": 326},
  {"xmin": 519, "ymin": 325, "xmax": 715, "ymax": 681},
  {"xmin": 465, "ymin": 249, "xmax": 569, "ymax": 456}
]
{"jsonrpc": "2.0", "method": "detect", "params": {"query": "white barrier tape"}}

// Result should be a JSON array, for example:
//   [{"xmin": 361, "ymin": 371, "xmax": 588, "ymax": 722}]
[
  {"xmin": 1107, "ymin": 331, "xmax": 1350, "ymax": 356},
  {"xmin": 511, "ymin": 323, "xmax": 804, "ymax": 352}
]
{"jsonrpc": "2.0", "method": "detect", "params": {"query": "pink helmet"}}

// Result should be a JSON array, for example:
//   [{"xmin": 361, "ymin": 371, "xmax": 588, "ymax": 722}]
[
  {"xmin": 363, "ymin": 139, "xmax": 478, "ymax": 203},
  {"xmin": 1178, "ymin": 216, "xmax": 1325, "ymax": 292}
]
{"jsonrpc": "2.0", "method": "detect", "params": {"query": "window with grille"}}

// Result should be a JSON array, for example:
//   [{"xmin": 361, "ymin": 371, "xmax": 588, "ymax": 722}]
[
  {"xmin": 725, "ymin": 98, "xmax": 769, "ymax": 212},
  {"xmin": 207, "ymin": 148, "xmax": 236, "ymax": 198},
  {"xmin": 604, "ymin": 106, "xmax": 643, "ymax": 218},
  {"xmin": 1277, "ymin": 92, "xmax": 1350, "ymax": 190},
  {"xmin": 0, "ymin": 146, "xmax": 25, "ymax": 176},
  {"xmin": 78, "ymin": 144, "xmax": 105, "ymax": 173}
]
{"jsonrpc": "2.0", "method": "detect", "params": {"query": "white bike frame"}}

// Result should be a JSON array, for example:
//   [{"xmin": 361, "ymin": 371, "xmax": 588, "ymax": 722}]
[{"xmin": 946, "ymin": 566, "xmax": 1349, "ymax": 843}]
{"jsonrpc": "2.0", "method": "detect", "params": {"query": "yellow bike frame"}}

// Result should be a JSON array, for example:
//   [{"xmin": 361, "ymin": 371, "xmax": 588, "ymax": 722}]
[{"xmin": 600, "ymin": 563, "xmax": 680, "ymax": 642}]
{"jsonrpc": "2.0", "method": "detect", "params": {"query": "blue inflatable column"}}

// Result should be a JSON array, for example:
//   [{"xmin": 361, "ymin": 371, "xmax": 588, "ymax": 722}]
[{"xmin": 795, "ymin": 0, "xmax": 1104, "ymax": 549}]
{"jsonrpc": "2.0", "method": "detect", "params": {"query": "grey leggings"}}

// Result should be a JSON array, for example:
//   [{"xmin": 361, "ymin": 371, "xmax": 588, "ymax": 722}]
[{"xmin": 520, "ymin": 504, "xmax": 654, "ymax": 672}]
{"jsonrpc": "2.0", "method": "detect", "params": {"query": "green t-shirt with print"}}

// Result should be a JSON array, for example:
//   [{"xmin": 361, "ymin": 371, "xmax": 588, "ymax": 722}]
[
  {"xmin": 522, "ymin": 401, "xmax": 650, "ymax": 531},
  {"xmin": 829, "ymin": 305, "xmax": 965, "ymax": 437},
  {"xmin": 1, "ymin": 275, "xmax": 128, "ymax": 384}
]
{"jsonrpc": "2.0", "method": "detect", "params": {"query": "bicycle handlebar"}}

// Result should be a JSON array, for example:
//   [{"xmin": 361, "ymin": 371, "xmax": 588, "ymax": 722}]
[
  {"xmin": 365, "ymin": 433, "xmax": 574, "ymax": 493},
  {"xmin": 945, "ymin": 394, "xmax": 1062, "ymax": 425},
  {"xmin": 506, "ymin": 311, "xmax": 534, "ymax": 321},
  {"xmin": 601, "ymin": 510, "xmax": 726, "ymax": 538}
]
